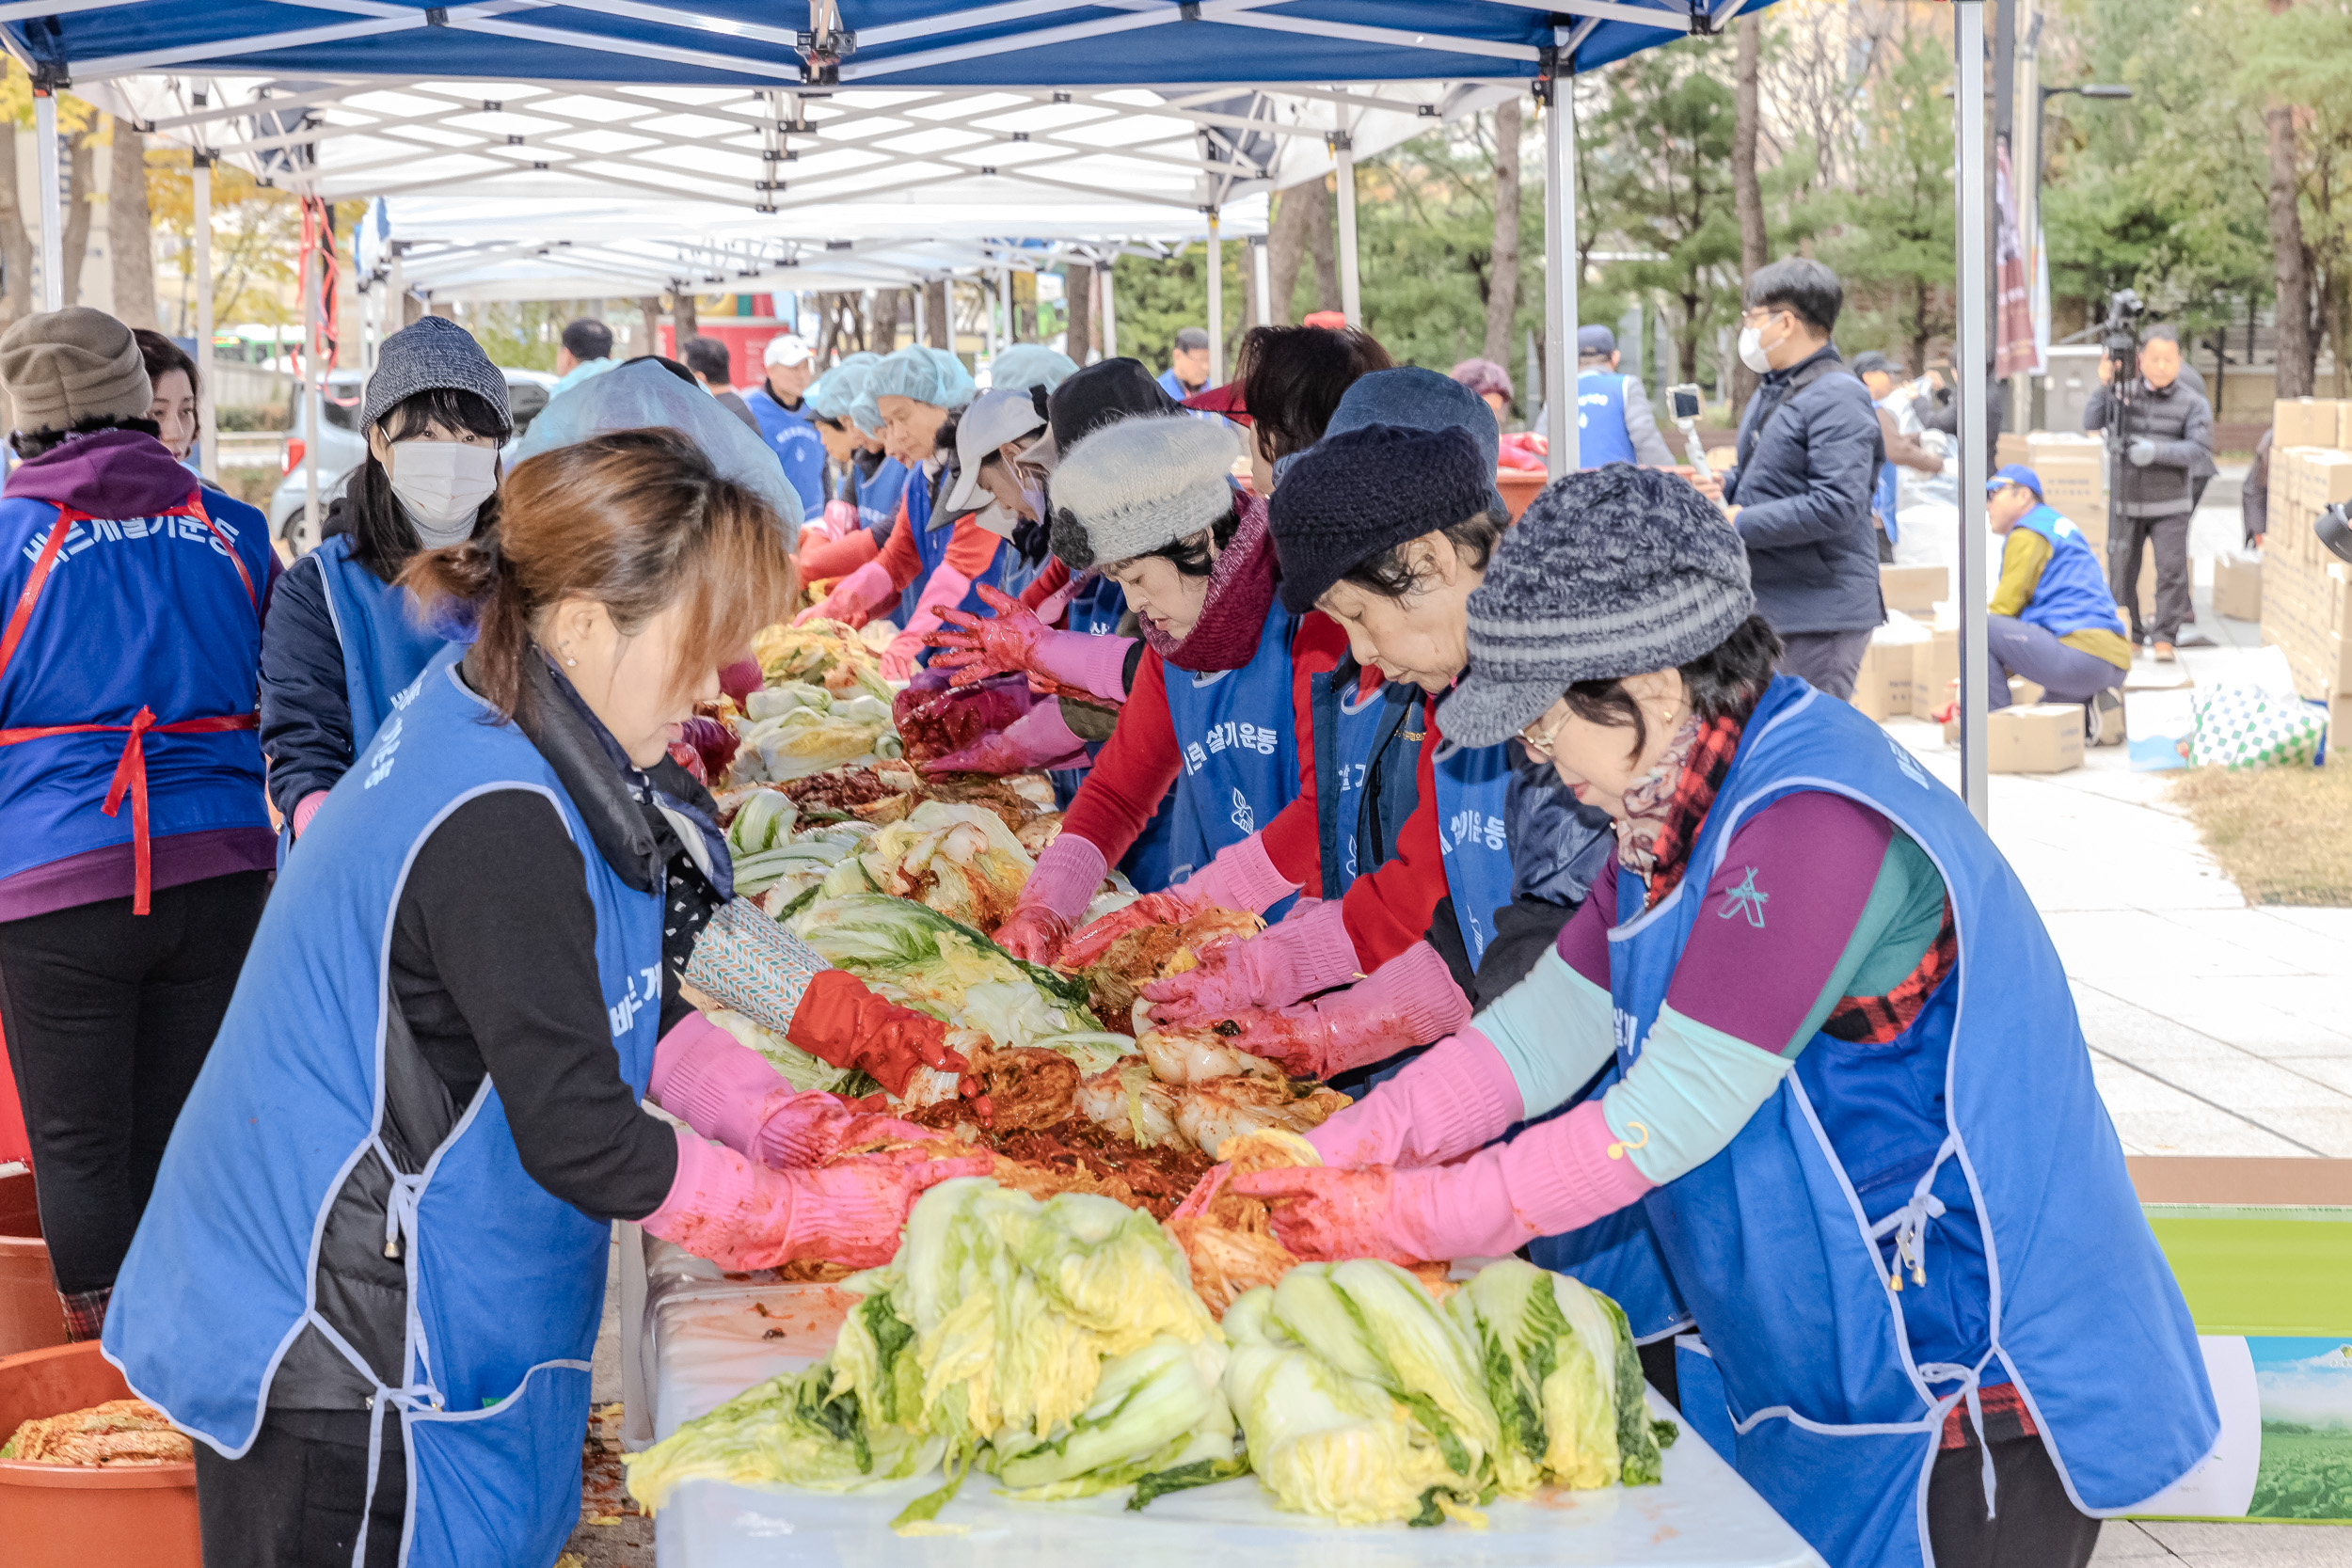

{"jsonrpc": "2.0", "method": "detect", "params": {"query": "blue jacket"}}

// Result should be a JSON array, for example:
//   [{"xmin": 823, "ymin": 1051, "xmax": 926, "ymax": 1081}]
[
  {"xmin": 746, "ymin": 386, "xmax": 828, "ymax": 522},
  {"xmin": 1724, "ymin": 345, "xmax": 1885, "ymax": 636}
]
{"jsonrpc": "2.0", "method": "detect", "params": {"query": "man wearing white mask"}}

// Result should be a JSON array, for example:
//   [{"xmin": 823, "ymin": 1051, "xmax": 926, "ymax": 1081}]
[
  {"xmin": 1696, "ymin": 258, "xmax": 1884, "ymax": 701},
  {"xmin": 261, "ymin": 316, "xmax": 511, "ymax": 842}
]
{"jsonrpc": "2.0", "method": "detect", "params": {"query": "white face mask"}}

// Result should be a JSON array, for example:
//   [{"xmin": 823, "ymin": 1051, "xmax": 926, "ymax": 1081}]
[
  {"xmin": 1737, "ymin": 325, "xmax": 1772, "ymax": 374},
  {"xmin": 389, "ymin": 440, "xmax": 499, "ymax": 548}
]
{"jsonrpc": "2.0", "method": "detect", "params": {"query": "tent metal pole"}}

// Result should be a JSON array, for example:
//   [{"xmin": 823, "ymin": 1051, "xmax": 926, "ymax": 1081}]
[
  {"xmin": 1957, "ymin": 0, "xmax": 1991, "ymax": 823},
  {"xmin": 913, "ymin": 280, "xmax": 927, "ymax": 347},
  {"xmin": 1251, "ymin": 234, "xmax": 1271, "ymax": 326},
  {"xmin": 194, "ymin": 154, "xmax": 217, "ymax": 481},
  {"xmin": 1330, "ymin": 130, "xmax": 1360, "ymax": 326},
  {"xmin": 1541, "ymin": 74, "xmax": 1578, "ymax": 477},
  {"xmin": 1205, "ymin": 209, "xmax": 1223, "ymax": 386},
  {"xmin": 1100, "ymin": 261, "xmax": 1118, "ymax": 357},
  {"xmin": 981, "ymin": 275, "xmax": 998, "ymax": 362},
  {"xmin": 998, "ymin": 263, "xmax": 1014, "ymax": 346},
  {"xmin": 34, "ymin": 90, "xmax": 62, "ymax": 311},
  {"xmin": 303, "ymin": 235, "xmax": 322, "ymax": 554}
]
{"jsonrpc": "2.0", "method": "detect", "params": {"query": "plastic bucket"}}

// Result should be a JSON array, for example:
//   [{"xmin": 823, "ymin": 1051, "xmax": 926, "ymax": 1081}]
[
  {"xmin": 1498, "ymin": 467, "xmax": 1548, "ymax": 520},
  {"xmin": 0, "ymin": 1172, "xmax": 69, "ymax": 1357},
  {"xmin": 0, "ymin": 1341, "xmax": 200, "ymax": 1568}
]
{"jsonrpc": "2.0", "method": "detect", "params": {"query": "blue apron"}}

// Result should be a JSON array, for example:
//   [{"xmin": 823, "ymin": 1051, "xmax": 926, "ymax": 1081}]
[
  {"xmin": 1576, "ymin": 372, "xmax": 1640, "ymax": 467},
  {"xmin": 1309, "ymin": 666, "xmax": 1408, "ymax": 898},
  {"xmin": 1429, "ymin": 737, "xmax": 1518, "ymax": 968},
  {"xmin": 1160, "ymin": 605, "xmax": 1301, "ymax": 888},
  {"xmin": 2011, "ymin": 504, "xmax": 2126, "ymax": 641},
  {"xmin": 853, "ymin": 456, "xmax": 909, "ymax": 540},
  {"xmin": 106, "ymin": 647, "xmax": 665, "ymax": 1568},
  {"xmin": 1871, "ymin": 398, "xmax": 1902, "ymax": 543},
  {"xmin": 310, "ymin": 534, "xmax": 451, "ymax": 759},
  {"xmin": 1597, "ymin": 676, "xmax": 2215, "ymax": 1567},
  {"xmin": 896, "ymin": 464, "xmax": 1007, "ymax": 646},
  {"xmin": 1044, "ymin": 576, "xmax": 1179, "ymax": 890}
]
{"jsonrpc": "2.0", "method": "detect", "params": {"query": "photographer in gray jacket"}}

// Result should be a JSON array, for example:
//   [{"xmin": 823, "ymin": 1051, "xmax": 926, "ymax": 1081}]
[{"xmin": 2084, "ymin": 326, "xmax": 2214, "ymax": 661}]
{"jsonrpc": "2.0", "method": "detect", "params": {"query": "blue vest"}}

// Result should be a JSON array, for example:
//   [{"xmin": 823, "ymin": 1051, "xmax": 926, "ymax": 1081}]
[
  {"xmin": 310, "ymin": 534, "xmax": 451, "ymax": 759},
  {"xmin": 0, "ymin": 484, "xmax": 272, "ymax": 884},
  {"xmin": 1576, "ymin": 372, "xmax": 1639, "ymax": 468},
  {"xmin": 746, "ymin": 386, "xmax": 827, "ymax": 523},
  {"xmin": 2011, "ymin": 503, "xmax": 2125, "ymax": 642},
  {"xmin": 851, "ymin": 456, "xmax": 909, "ymax": 540},
  {"xmin": 1160, "ymin": 606, "xmax": 1301, "ymax": 886},
  {"xmin": 1870, "ymin": 398, "xmax": 1902, "ymax": 543},
  {"xmin": 106, "ymin": 647, "xmax": 665, "ymax": 1568},
  {"xmin": 1595, "ymin": 676, "xmax": 2214, "ymax": 1567},
  {"xmin": 1308, "ymin": 667, "xmax": 1408, "ymax": 898},
  {"xmin": 902, "ymin": 474, "xmax": 1006, "ymax": 662},
  {"xmin": 1429, "ymin": 737, "xmax": 1518, "ymax": 968}
]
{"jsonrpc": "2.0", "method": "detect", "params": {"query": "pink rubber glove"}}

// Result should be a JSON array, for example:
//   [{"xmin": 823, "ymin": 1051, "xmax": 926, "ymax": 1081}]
[
  {"xmin": 1142, "ymin": 898, "xmax": 1362, "ymax": 1022},
  {"xmin": 1219, "ymin": 942, "xmax": 1472, "ymax": 1080},
  {"xmin": 1233, "ymin": 1101, "xmax": 1654, "ymax": 1264},
  {"xmin": 797, "ymin": 558, "xmax": 895, "ymax": 628},
  {"xmin": 642, "ymin": 1131, "xmax": 990, "ymax": 1270},
  {"xmin": 1304, "ymin": 1026, "xmax": 1524, "ymax": 1170},
  {"xmin": 922, "ymin": 700, "xmax": 1089, "ymax": 775},
  {"xmin": 292, "ymin": 790, "xmax": 328, "ymax": 837},
  {"xmin": 931, "ymin": 583, "xmax": 1136, "ymax": 704},
  {"xmin": 993, "ymin": 832, "xmax": 1108, "ymax": 961},
  {"xmin": 649, "ymin": 1013, "xmax": 937, "ymax": 1169},
  {"xmin": 822, "ymin": 498, "xmax": 861, "ymax": 539}
]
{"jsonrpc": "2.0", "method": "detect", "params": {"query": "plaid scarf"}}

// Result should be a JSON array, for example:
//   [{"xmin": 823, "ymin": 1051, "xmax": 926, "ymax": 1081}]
[{"xmin": 1623, "ymin": 711, "xmax": 1747, "ymax": 911}]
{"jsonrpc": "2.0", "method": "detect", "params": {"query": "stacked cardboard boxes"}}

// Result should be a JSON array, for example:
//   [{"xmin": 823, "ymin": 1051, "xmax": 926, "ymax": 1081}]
[
  {"xmin": 2261, "ymin": 403, "xmax": 2352, "ymax": 752},
  {"xmin": 2023, "ymin": 431, "xmax": 2108, "ymax": 550}
]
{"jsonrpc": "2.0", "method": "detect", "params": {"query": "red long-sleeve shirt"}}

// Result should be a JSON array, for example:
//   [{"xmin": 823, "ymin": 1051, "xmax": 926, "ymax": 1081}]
[
  {"xmin": 1057, "ymin": 610, "xmax": 1455, "ymax": 967},
  {"xmin": 1021, "ymin": 556, "xmax": 1073, "ymax": 613}
]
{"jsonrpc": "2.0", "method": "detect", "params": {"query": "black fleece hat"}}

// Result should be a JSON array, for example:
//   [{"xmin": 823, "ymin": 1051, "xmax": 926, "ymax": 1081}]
[
  {"xmin": 1271, "ymin": 422, "xmax": 1495, "ymax": 613},
  {"xmin": 1045, "ymin": 357, "xmax": 1178, "ymax": 453}
]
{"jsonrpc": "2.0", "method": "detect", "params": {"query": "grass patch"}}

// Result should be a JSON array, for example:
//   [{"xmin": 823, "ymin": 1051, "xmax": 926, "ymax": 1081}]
[{"xmin": 2171, "ymin": 764, "xmax": 2352, "ymax": 906}]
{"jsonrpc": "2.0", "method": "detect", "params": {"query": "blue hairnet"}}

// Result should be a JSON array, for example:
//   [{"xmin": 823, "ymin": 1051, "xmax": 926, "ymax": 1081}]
[
  {"xmin": 515, "ymin": 357, "xmax": 803, "ymax": 529},
  {"xmin": 989, "ymin": 343, "xmax": 1078, "ymax": 395},
  {"xmin": 850, "ymin": 345, "xmax": 976, "ymax": 433},
  {"xmin": 803, "ymin": 352, "xmax": 880, "ymax": 426}
]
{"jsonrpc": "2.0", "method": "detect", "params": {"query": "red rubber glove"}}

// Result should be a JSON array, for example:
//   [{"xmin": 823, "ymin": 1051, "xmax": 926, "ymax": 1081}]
[
  {"xmin": 929, "ymin": 583, "xmax": 1052, "ymax": 689},
  {"xmin": 921, "ymin": 703, "xmax": 1089, "ymax": 776},
  {"xmin": 787, "ymin": 969, "xmax": 968, "ymax": 1096}
]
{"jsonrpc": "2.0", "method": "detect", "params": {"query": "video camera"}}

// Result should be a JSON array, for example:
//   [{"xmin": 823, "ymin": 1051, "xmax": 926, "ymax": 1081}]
[
  {"xmin": 2100, "ymin": 289, "xmax": 2147, "ymax": 388},
  {"xmin": 2320, "ymin": 502, "xmax": 2352, "ymax": 564}
]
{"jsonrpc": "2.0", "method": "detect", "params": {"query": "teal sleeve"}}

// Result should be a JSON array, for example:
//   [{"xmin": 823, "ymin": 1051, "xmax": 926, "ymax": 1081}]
[
  {"xmin": 1601, "ymin": 1004, "xmax": 1795, "ymax": 1184},
  {"xmin": 1470, "ymin": 946, "xmax": 1619, "ymax": 1119}
]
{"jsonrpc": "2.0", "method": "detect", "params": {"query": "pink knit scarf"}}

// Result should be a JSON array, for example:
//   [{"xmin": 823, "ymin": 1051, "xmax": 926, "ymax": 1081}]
[{"xmin": 1146, "ymin": 490, "xmax": 1281, "ymax": 673}]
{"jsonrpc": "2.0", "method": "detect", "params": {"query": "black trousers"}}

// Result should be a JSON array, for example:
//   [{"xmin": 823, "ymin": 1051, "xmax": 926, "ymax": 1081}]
[
  {"xmin": 1929, "ymin": 1431, "xmax": 2103, "ymax": 1568},
  {"xmin": 2107, "ymin": 511, "xmax": 2193, "ymax": 644},
  {"xmin": 0, "ymin": 870, "xmax": 269, "ymax": 1293},
  {"xmin": 196, "ymin": 1408, "xmax": 407, "ymax": 1568}
]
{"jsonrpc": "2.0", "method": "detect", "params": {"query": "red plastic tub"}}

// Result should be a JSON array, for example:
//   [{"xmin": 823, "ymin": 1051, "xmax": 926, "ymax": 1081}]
[
  {"xmin": 0, "ymin": 1172, "xmax": 69, "ymax": 1357},
  {"xmin": 0, "ymin": 1341, "xmax": 200, "ymax": 1568}
]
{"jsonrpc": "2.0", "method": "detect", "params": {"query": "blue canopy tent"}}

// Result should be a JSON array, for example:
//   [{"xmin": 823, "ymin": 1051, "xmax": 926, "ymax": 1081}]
[{"xmin": 2, "ymin": 0, "xmax": 1999, "ymax": 816}]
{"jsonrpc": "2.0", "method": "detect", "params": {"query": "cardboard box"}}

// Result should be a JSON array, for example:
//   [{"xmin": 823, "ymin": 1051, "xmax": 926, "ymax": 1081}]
[
  {"xmin": 2025, "ymin": 433, "xmax": 2108, "ymax": 546},
  {"xmin": 1995, "ymin": 432, "xmax": 2028, "ymax": 470},
  {"xmin": 1850, "ymin": 637, "xmax": 1913, "ymax": 721},
  {"xmin": 2008, "ymin": 675, "xmax": 2044, "ymax": 706},
  {"xmin": 1880, "ymin": 563, "xmax": 1948, "ymax": 614},
  {"xmin": 2272, "ymin": 398, "xmax": 2347, "ymax": 449},
  {"xmin": 2213, "ymin": 553, "xmax": 2263, "ymax": 622},
  {"xmin": 1911, "ymin": 626, "xmax": 1959, "ymax": 716},
  {"xmin": 1987, "ymin": 703, "xmax": 2084, "ymax": 773}
]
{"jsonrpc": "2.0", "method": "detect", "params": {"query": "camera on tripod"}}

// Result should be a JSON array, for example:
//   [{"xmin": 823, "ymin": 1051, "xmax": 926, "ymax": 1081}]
[{"xmin": 2100, "ymin": 289, "xmax": 2146, "ymax": 388}]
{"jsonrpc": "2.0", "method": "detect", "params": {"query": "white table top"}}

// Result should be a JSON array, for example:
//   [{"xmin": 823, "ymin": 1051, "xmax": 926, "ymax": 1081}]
[{"xmin": 640, "ymin": 1250, "xmax": 1825, "ymax": 1568}]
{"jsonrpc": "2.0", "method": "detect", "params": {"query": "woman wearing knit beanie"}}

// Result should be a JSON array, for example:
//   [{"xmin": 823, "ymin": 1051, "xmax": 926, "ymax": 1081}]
[
  {"xmin": 1227, "ymin": 466, "xmax": 2216, "ymax": 1568},
  {"xmin": 259, "ymin": 315, "xmax": 514, "ymax": 844},
  {"xmin": 1067, "ymin": 370, "xmax": 1613, "ymax": 1086},
  {"xmin": 992, "ymin": 411, "xmax": 1319, "ymax": 960},
  {"xmin": 797, "ymin": 345, "xmax": 1009, "ymax": 679}
]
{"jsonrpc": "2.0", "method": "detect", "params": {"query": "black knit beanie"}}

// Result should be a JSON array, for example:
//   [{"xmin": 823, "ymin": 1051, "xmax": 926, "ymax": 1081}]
[{"xmin": 1270, "ymin": 423, "xmax": 1499, "ymax": 613}]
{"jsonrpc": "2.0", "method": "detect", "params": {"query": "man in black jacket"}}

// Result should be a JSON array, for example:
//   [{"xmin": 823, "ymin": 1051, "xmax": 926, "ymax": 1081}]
[
  {"xmin": 2085, "ymin": 326, "xmax": 2214, "ymax": 660},
  {"xmin": 1700, "ymin": 258, "xmax": 1885, "ymax": 700}
]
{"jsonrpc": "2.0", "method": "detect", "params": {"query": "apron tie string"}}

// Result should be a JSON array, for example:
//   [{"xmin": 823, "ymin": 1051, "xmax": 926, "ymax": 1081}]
[
  {"xmin": 1918, "ymin": 1363, "xmax": 1997, "ymax": 1519},
  {"xmin": 1870, "ymin": 1132, "xmax": 1959, "ymax": 1291},
  {"xmin": 383, "ymin": 1170, "xmax": 426, "ymax": 1260}
]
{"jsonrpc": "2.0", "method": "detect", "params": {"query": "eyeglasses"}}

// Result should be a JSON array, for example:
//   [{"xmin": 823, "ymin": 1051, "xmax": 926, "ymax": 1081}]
[
  {"xmin": 1739, "ymin": 306, "xmax": 1788, "ymax": 328},
  {"xmin": 1518, "ymin": 705, "xmax": 1571, "ymax": 758}
]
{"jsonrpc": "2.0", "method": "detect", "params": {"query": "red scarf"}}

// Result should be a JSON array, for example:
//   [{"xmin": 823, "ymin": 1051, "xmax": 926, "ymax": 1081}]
[{"xmin": 1145, "ymin": 491, "xmax": 1280, "ymax": 673}]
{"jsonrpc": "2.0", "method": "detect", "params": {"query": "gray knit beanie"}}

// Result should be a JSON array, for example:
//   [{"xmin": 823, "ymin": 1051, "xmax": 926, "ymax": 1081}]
[
  {"xmin": 0, "ymin": 308, "xmax": 151, "ymax": 435},
  {"xmin": 1048, "ymin": 413, "xmax": 1240, "ymax": 571},
  {"xmin": 361, "ymin": 316, "xmax": 511, "ymax": 435},
  {"xmin": 1438, "ymin": 464, "xmax": 1754, "ymax": 748}
]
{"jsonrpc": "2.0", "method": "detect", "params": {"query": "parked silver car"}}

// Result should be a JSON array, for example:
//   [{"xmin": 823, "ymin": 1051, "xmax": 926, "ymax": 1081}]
[{"xmin": 269, "ymin": 368, "xmax": 558, "ymax": 540}]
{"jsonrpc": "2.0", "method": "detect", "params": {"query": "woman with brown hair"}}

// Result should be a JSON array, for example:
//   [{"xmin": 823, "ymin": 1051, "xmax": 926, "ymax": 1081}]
[{"xmin": 102, "ymin": 427, "xmax": 983, "ymax": 1567}]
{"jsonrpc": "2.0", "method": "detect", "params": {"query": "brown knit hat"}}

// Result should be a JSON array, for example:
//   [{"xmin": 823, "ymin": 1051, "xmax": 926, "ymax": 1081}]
[{"xmin": 0, "ymin": 308, "xmax": 153, "ymax": 436}]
